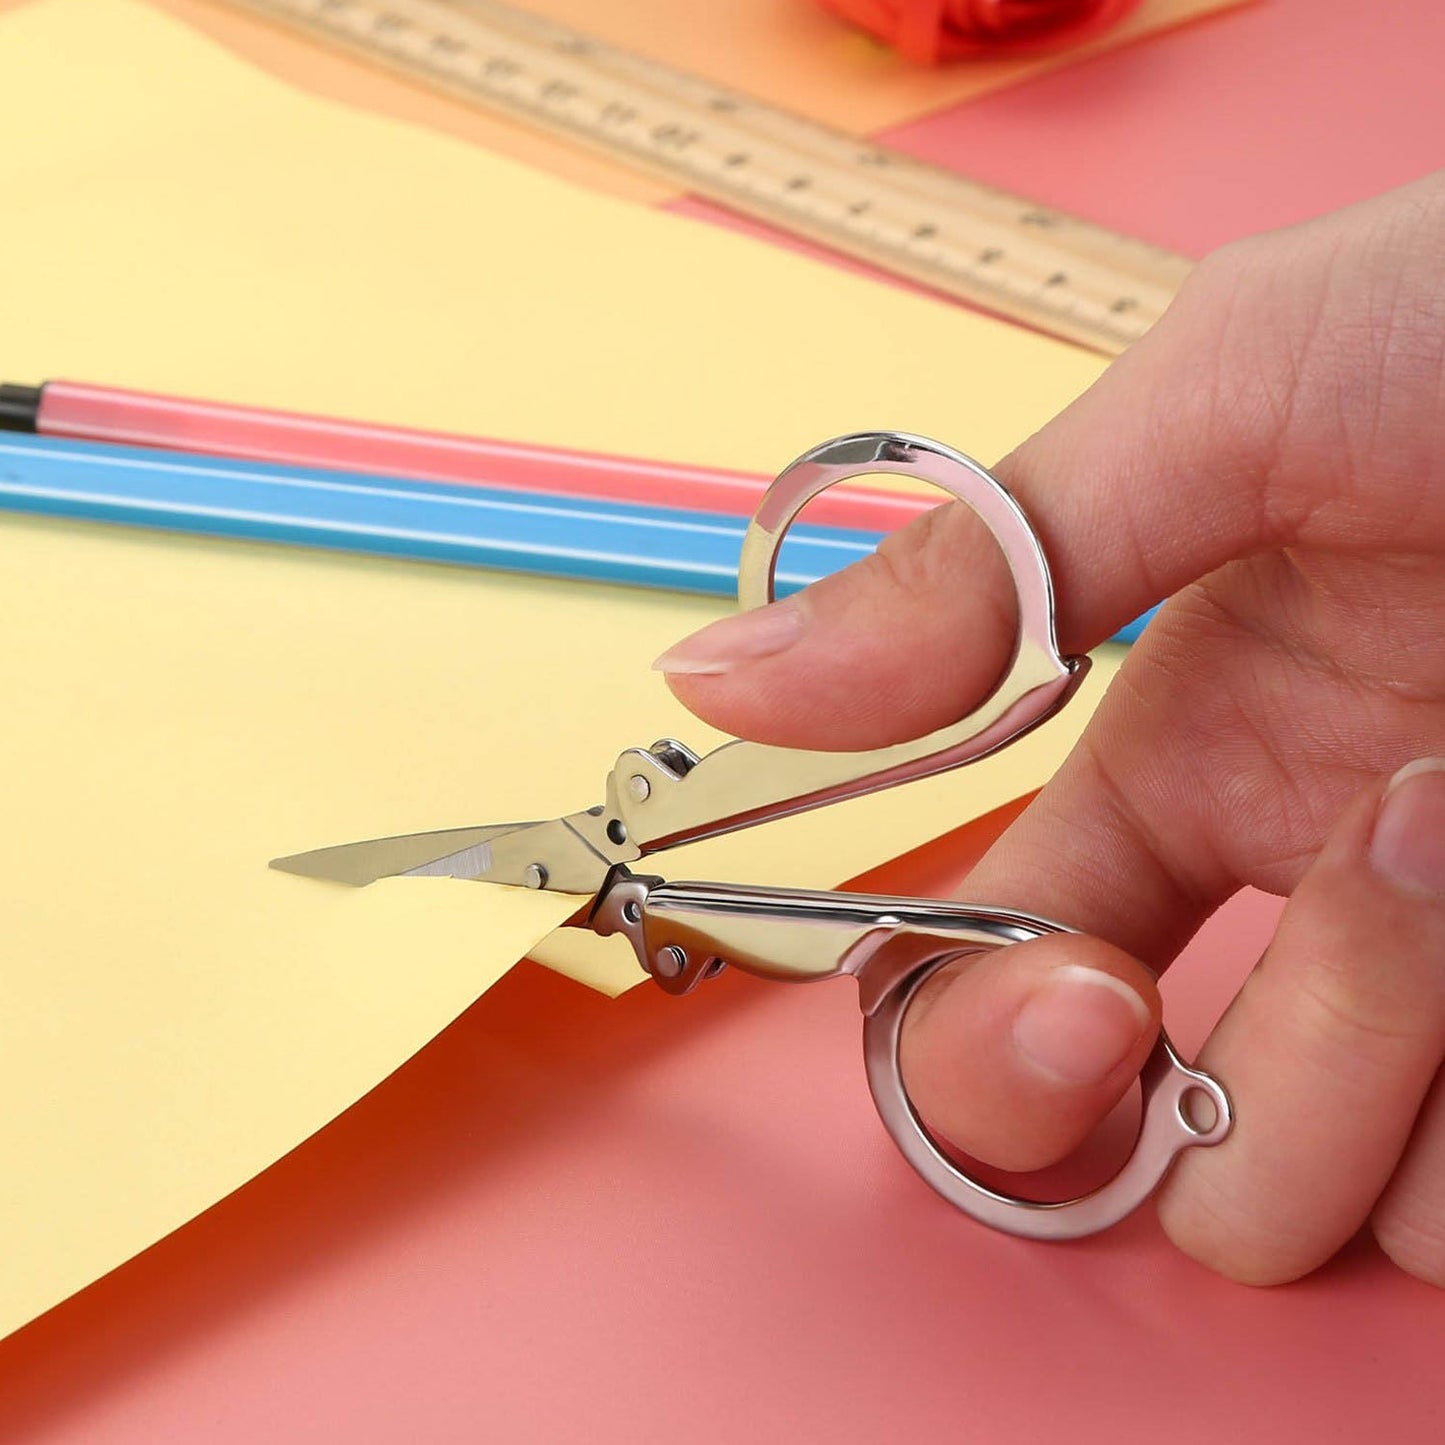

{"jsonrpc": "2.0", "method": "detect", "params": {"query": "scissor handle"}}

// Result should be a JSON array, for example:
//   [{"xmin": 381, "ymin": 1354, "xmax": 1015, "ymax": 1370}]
[
  {"xmin": 861, "ymin": 932, "xmax": 1233, "ymax": 1240},
  {"xmin": 739, "ymin": 432, "xmax": 1059, "ymax": 645},
  {"xmin": 593, "ymin": 874, "xmax": 1233, "ymax": 1239},
  {"xmin": 611, "ymin": 433, "xmax": 1088, "ymax": 854}
]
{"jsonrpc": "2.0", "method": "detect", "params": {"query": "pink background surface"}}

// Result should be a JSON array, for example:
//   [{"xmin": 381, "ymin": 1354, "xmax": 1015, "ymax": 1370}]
[{"xmin": 4, "ymin": 0, "xmax": 1444, "ymax": 1439}]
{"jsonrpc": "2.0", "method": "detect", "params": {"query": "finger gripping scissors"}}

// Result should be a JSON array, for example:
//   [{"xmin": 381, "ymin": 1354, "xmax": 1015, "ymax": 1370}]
[{"xmin": 273, "ymin": 432, "xmax": 1231, "ymax": 1240}]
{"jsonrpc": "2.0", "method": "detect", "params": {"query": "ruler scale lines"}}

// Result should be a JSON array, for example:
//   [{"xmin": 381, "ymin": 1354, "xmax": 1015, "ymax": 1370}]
[
  {"xmin": 224, "ymin": 0, "xmax": 1188, "ymax": 353},
  {"xmin": 457, "ymin": 0, "xmax": 1190, "ymax": 294}
]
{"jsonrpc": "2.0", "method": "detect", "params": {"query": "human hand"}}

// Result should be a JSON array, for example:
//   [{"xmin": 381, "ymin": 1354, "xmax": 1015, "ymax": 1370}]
[{"xmin": 653, "ymin": 174, "xmax": 1445, "ymax": 1285}]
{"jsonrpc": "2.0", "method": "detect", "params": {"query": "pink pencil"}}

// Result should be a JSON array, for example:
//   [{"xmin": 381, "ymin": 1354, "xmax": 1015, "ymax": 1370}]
[{"xmin": 0, "ymin": 380, "xmax": 938, "ymax": 534}]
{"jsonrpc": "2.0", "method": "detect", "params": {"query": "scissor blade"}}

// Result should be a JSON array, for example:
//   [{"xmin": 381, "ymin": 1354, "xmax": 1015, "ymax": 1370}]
[
  {"xmin": 439, "ymin": 816, "xmax": 618, "ymax": 894},
  {"xmin": 270, "ymin": 813, "xmax": 619, "ymax": 895},
  {"xmin": 269, "ymin": 822, "xmax": 534, "ymax": 887}
]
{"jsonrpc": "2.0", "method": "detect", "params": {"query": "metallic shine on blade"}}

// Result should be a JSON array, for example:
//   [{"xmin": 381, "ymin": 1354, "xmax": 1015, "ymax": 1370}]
[
  {"xmin": 400, "ymin": 841, "xmax": 494, "ymax": 879},
  {"xmin": 451, "ymin": 816, "xmax": 620, "ymax": 893},
  {"xmin": 269, "ymin": 823, "xmax": 534, "ymax": 887}
]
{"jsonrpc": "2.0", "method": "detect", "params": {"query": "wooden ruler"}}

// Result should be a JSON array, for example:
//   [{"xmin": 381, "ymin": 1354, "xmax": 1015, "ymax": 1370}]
[{"xmin": 224, "ymin": 0, "xmax": 1190, "ymax": 354}]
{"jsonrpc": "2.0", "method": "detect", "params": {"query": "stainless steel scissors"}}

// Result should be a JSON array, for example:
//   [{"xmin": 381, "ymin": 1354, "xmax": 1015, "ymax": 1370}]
[{"xmin": 272, "ymin": 432, "xmax": 1231, "ymax": 1240}]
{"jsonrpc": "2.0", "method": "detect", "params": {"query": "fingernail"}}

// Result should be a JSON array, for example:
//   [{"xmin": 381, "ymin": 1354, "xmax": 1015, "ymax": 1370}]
[
  {"xmin": 1369, "ymin": 758, "xmax": 1445, "ymax": 899},
  {"xmin": 1012, "ymin": 965, "xmax": 1151, "ymax": 1086},
  {"xmin": 652, "ymin": 596, "xmax": 806, "ymax": 676}
]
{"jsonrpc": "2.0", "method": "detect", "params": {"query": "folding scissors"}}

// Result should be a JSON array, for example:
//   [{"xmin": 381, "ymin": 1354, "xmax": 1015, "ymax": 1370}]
[{"xmin": 272, "ymin": 432, "xmax": 1231, "ymax": 1240}]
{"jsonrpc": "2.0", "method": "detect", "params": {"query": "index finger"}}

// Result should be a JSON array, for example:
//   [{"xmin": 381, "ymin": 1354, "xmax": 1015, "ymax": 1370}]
[{"xmin": 655, "ymin": 177, "xmax": 1445, "ymax": 753}]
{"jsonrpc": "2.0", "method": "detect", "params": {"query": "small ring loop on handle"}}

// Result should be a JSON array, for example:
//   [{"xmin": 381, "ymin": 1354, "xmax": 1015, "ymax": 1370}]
[
  {"xmin": 863, "ymin": 945, "xmax": 1234, "ymax": 1240},
  {"xmin": 738, "ymin": 432, "xmax": 1065, "ymax": 667}
]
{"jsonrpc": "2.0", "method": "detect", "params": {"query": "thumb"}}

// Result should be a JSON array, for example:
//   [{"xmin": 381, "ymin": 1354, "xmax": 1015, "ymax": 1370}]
[{"xmin": 897, "ymin": 934, "xmax": 1161, "ymax": 1173}]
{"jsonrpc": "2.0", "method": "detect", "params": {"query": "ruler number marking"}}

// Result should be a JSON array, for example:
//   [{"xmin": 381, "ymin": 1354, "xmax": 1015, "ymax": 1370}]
[{"xmin": 650, "ymin": 124, "xmax": 700, "ymax": 150}]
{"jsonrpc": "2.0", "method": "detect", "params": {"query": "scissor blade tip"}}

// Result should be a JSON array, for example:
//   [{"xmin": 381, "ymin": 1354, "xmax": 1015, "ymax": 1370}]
[{"xmin": 268, "ymin": 851, "xmax": 366, "ymax": 885}]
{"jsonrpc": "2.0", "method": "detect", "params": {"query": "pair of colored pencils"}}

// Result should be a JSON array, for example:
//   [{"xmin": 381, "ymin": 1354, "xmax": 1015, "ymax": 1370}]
[
  {"xmin": 0, "ymin": 380, "xmax": 907, "ymax": 600},
  {"xmin": 0, "ymin": 380, "xmax": 1154, "ymax": 637}
]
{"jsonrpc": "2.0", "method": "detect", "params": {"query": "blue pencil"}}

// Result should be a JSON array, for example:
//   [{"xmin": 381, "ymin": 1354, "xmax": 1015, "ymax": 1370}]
[
  {"xmin": 0, "ymin": 433, "xmax": 879, "ymax": 599},
  {"xmin": 0, "ymin": 432, "xmax": 1158, "ymax": 642}
]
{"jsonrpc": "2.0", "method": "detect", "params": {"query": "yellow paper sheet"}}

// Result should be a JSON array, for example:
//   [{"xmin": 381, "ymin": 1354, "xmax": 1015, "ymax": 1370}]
[{"xmin": 0, "ymin": 0, "xmax": 1119, "ymax": 1338}]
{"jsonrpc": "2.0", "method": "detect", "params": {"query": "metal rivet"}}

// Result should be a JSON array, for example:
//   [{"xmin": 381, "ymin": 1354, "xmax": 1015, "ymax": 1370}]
[
  {"xmin": 628, "ymin": 773, "xmax": 652, "ymax": 802},
  {"xmin": 654, "ymin": 945, "xmax": 686, "ymax": 979},
  {"xmin": 523, "ymin": 863, "xmax": 549, "ymax": 890}
]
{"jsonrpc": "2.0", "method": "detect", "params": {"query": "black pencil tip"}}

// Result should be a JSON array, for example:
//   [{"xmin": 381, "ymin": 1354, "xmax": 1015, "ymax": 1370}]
[{"xmin": 0, "ymin": 383, "xmax": 41, "ymax": 432}]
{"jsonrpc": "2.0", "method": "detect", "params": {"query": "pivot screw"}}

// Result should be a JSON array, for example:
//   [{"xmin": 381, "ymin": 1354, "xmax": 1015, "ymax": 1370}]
[
  {"xmin": 523, "ymin": 863, "xmax": 549, "ymax": 890},
  {"xmin": 628, "ymin": 773, "xmax": 652, "ymax": 802},
  {"xmin": 655, "ymin": 945, "xmax": 687, "ymax": 979}
]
